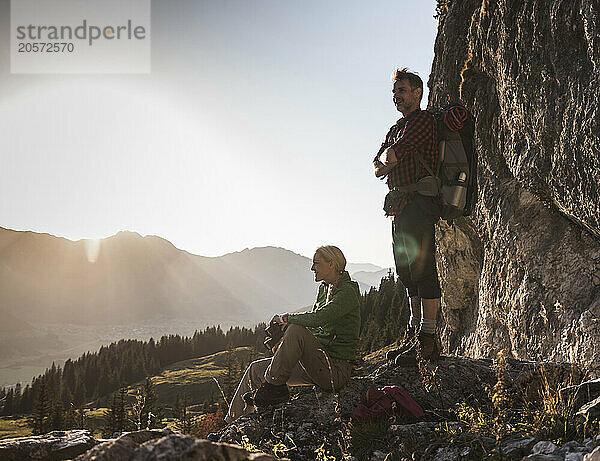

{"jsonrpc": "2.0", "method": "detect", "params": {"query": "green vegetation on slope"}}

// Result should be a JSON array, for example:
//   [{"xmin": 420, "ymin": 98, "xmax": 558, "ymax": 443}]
[{"xmin": 123, "ymin": 346, "xmax": 265, "ymax": 410}]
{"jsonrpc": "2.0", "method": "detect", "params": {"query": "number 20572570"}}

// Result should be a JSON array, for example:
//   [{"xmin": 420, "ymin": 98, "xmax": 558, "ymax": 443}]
[{"xmin": 17, "ymin": 42, "xmax": 74, "ymax": 53}]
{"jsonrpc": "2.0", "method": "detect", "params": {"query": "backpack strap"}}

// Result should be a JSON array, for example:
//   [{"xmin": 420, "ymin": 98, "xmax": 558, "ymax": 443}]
[
  {"xmin": 390, "ymin": 182, "xmax": 423, "ymax": 193},
  {"xmin": 376, "ymin": 119, "xmax": 405, "ymax": 159},
  {"xmin": 387, "ymin": 148, "xmax": 438, "ymax": 195},
  {"xmin": 382, "ymin": 385, "xmax": 424, "ymax": 420},
  {"xmin": 413, "ymin": 149, "xmax": 435, "ymax": 178}
]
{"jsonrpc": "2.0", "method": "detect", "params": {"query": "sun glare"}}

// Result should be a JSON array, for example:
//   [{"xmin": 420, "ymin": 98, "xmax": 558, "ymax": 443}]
[{"xmin": 84, "ymin": 238, "xmax": 101, "ymax": 263}]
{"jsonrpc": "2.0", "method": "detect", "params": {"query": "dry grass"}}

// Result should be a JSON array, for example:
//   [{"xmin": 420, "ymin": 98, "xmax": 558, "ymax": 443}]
[{"xmin": 0, "ymin": 416, "xmax": 32, "ymax": 439}]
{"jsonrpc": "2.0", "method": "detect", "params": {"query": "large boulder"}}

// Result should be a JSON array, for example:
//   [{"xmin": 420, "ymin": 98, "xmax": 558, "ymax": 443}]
[
  {"xmin": 0, "ymin": 428, "xmax": 283, "ymax": 461},
  {"xmin": 0, "ymin": 430, "xmax": 96, "ymax": 460},
  {"xmin": 428, "ymin": 0, "xmax": 600, "ymax": 367},
  {"xmin": 74, "ymin": 428, "xmax": 283, "ymax": 461},
  {"xmin": 73, "ymin": 429, "xmax": 171, "ymax": 461}
]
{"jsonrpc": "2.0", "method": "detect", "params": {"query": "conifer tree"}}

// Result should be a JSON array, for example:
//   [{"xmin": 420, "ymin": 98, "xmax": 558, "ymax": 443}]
[
  {"xmin": 74, "ymin": 404, "xmax": 87, "ymax": 429},
  {"xmin": 20, "ymin": 385, "xmax": 33, "ymax": 414},
  {"xmin": 103, "ymin": 387, "xmax": 128, "ymax": 436},
  {"xmin": 222, "ymin": 341, "xmax": 239, "ymax": 402},
  {"xmin": 60, "ymin": 402, "xmax": 87, "ymax": 430},
  {"xmin": 2, "ymin": 388, "xmax": 14, "ymax": 416},
  {"xmin": 173, "ymin": 392, "xmax": 192, "ymax": 434},
  {"xmin": 30, "ymin": 380, "xmax": 51, "ymax": 435},
  {"xmin": 0, "ymin": 388, "xmax": 5, "ymax": 415},
  {"xmin": 132, "ymin": 377, "xmax": 160, "ymax": 430},
  {"xmin": 49, "ymin": 400, "xmax": 64, "ymax": 431},
  {"xmin": 13, "ymin": 383, "xmax": 22, "ymax": 414}
]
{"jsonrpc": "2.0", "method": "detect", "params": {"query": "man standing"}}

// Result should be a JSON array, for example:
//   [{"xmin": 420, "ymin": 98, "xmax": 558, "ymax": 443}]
[{"xmin": 373, "ymin": 68, "xmax": 441, "ymax": 366}]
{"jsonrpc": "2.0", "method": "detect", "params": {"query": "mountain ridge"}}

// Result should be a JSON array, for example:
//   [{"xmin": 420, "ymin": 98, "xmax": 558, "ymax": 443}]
[
  {"xmin": 0, "ymin": 226, "xmax": 387, "ymax": 385},
  {"xmin": 0, "ymin": 226, "xmax": 385, "ymax": 325},
  {"xmin": 0, "ymin": 226, "xmax": 322, "ymax": 326}
]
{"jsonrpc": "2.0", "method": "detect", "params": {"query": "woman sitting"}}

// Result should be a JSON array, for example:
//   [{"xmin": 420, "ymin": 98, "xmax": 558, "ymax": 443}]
[{"xmin": 225, "ymin": 245, "xmax": 361, "ymax": 423}]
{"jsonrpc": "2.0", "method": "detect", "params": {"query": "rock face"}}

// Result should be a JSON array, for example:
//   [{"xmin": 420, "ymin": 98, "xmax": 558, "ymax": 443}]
[{"xmin": 429, "ymin": 0, "xmax": 600, "ymax": 367}]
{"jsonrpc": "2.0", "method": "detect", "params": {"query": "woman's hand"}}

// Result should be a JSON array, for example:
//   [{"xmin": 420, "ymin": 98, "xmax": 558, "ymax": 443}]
[
  {"xmin": 271, "ymin": 340, "xmax": 282, "ymax": 354},
  {"xmin": 269, "ymin": 314, "xmax": 289, "ymax": 353},
  {"xmin": 270, "ymin": 314, "xmax": 283, "ymax": 325},
  {"xmin": 270, "ymin": 313, "xmax": 289, "ymax": 330}
]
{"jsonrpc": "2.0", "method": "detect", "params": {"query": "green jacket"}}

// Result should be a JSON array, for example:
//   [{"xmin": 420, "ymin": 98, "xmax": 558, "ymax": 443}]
[{"xmin": 287, "ymin": 271, "xmax": 361, "ymax": 360}]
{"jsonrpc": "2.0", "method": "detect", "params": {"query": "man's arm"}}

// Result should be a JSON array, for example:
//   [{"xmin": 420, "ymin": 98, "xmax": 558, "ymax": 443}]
[
  {"xmin": 373, "ymin": 122, "xmax": 402, "ymax": 178},
  {"xmin": 374, "ymin": 158, "xmax": 392, "ymax": 177},
  {"xmin": 374, "ymin": 113, "xmax": 434, "ymax": 177},
  {"xmin": 373, "ymin": 147, "xmax": 397, "ymax": 177},
  {"xmin": 389, "ymin": 111, "xmax": 434, "ymax": 162}
]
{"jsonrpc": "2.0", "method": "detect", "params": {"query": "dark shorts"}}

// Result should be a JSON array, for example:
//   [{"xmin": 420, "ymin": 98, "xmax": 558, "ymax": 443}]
[{"xmin": 392, "ymin": 195, "xmax": 441, "ymax": 299}]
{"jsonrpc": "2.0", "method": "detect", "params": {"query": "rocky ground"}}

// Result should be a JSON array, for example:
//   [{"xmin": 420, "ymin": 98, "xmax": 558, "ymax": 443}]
[
  {"xmin": 0, "ymin": 427, "xmax": 285, "ymax": 460},
  {"xmin": 215, "ymin": 351, "xmax": 600, "ymax": 460},
  {"xmin": 1, "ymin": 352, "xmax": 599, "ymax": 460}
]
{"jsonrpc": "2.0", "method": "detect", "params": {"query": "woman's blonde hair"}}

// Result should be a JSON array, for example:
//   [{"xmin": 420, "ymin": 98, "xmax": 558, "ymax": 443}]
[{"xmin": 315, "ymin": 245, "xmax": 347, "ymax": 274}]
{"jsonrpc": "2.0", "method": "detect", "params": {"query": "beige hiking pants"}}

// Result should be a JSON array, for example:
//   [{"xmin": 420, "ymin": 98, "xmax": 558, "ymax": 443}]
[{"xmin": 226, "ymin": 324, "xmax": 352, "ymax": 423}]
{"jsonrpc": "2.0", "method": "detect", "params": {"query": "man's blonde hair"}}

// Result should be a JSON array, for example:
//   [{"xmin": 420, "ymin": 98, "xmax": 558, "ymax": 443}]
[{"xmin": 315, "ymin": 245, "xmax": 347, "ymax": 274}]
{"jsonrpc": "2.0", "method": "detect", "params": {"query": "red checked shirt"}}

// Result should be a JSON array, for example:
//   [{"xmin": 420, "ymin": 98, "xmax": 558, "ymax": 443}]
[{"xmin": 374, "ymin": 109, "xmax": 438, "ymax": 215}]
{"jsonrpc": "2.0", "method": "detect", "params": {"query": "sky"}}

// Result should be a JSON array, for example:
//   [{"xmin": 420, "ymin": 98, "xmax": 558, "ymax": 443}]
[{"xmin": 1, "ymin": 0, "xmax": 439, "ymax": 268}]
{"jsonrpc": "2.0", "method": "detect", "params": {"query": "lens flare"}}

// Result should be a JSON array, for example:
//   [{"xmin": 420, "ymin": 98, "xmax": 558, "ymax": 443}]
[
  {"xmin": 393, "ymin": 233, "xmax": 419, "ymax": 267},
  {"xmin": 84, "ymin": 239, "xmax": 101, "ymax": 263}
]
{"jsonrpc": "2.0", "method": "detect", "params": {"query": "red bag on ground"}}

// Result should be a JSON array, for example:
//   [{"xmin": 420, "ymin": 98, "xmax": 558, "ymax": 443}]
[{"xmin": 351, "ymin": 385, "xmax": 424, "ymax": 423}]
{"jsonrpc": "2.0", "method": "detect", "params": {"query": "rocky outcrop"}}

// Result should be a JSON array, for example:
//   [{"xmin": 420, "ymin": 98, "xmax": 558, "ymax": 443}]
[
  {"xmin": 429, "ymin": 0, "xmax": 600, "ymax": 368},
  {"xmin": 216, "ymin": 355, "xmax": 597, "ymax": 460},
  {"xmin": 3, "ymin": 356, "xmax": 599, "ymax": 460},
  {"xmin": 75, "ymin": 428, "xmax": 283, "ymax": 461},
  {"xmin": 217, "ymin": 356, "xmax": 500, "ymax": 460},
  {"xmin": 0, "ymin": 430, "xmax": 96, "ymax": 461},
  {"xmin": 560, "ymin": 378, "xmax": 600, "ymax": 411},
  {"xmin": 0, "ymin": 428, "xmax": 284, "ymax": 461}
]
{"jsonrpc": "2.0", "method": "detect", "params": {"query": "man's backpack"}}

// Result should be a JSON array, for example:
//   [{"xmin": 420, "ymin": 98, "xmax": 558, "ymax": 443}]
[
  {"xmin": 432, "ymin": 103, "xmax": 477, "ymax": 219},
  {"xmin": 351, "ymin": 385, "xmax": 424, "ymax": 423}
]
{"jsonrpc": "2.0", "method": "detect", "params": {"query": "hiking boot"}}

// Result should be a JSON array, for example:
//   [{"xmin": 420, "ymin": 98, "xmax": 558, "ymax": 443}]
[
  {"xmin": 386, "ymin": 326, "xmax": 418, "ymax": 362},
  {"xmin": 207, "ymin": 432, "xmax": 220, "ymax": 442},
  {"xmin": 253, "ymin": 382, "xmax": 289, "ymax": 407},
  {"xmin": 394, "ymin": 332, "xmax": 440, "ymax": 367}
]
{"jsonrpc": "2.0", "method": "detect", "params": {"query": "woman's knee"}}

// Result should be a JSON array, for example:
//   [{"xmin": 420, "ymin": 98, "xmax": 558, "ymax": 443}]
[
  {"xmin": 248, "ymin": 358, "xmax": 270, "ymax": 384},
  {"xmin": 284, "ymin": 323, "xmax": 308, "ymax": 339}
]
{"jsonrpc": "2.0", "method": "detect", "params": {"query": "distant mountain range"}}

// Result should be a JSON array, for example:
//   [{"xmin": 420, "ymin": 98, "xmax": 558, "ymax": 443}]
[
  {"xmin": 0, "ymin": 226, "xmax": 391, "ymax": 385},
  {"xmin": 0, "ymin": 227, "xmax": 389, "ymax": 327}
]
